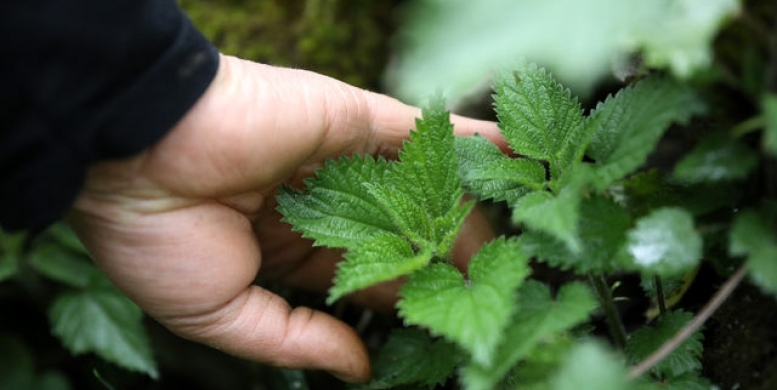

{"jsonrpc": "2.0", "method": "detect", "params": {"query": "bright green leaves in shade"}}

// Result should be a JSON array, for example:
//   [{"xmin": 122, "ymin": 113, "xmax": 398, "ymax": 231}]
[
  {"xmin": 49, "ymin": 282, "xmax": 158, "ymax": 379},
  {"xmin": 328, "ymin": 234, "xmax": 432, "ymax": 304},
  {"xmin": 398, "ymin": 238, "xmax": 530, "ymax": 366},
  {"xmin": 279, "ymin": 101, "xmax": 472, "ymax": 302},
  {"xmin": 764, "ymin": 93, "xmax": 777, "ymax": 156},
  {"xmin": 361, "ymin": 329, "xmax": 461, "ymax": 390},
  {"xmin": 586, "ymin": 77, "xmax": 704, "ymax": 189},
  {"xmin": 550, "ymin": 341, "xmax": 631, "ymax": 390},
  {"xmin": 673, "ymin": 132, "xmax": 758, "ymax": 183},
  {"xmin": 461, "ymin": 281, "xmax": 597, "ymax": 390},
  {"xmin": 623, "ymin": 208, "xmax": 702, "ymax": 277},
  {"xmin": 494, "ymin": 65, "xmax": 586, "ymax": 178},
  {"xmin": 390, "ymin": 0, "xmax": 738, "ymax": 104},
  {"xmin": 455, "ymin": 135, "xmax": 545, "ymax": 203},
  {"xmin": 277, "ymin": 155, "xmax": 394, "ymax": 248},
  {"xmin": 626, "ymin": 311, "xmax": 703, "ymax": 379},
  {"xmin": 730, "ymin": 209, "xmax": 777, "ymax": 297},
  {"xmin": 519, "ymin": 196, "xmax": 632, "ymax": 274}
]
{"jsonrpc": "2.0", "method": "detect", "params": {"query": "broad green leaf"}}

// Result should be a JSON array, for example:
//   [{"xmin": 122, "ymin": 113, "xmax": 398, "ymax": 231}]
[
  {"xmin": 328, "ymin": 234, "xmax": 433, "ymax": 304},
  {"xmin": 398, "ymin": 238, "xmax": 530, "ymax": 366},
  {"xmin": 642, "ymin": 373, "xmax": 713, "ymax": 390},
  {"xmin": 623, "ymin": 208, "xmax": 702, "ymax": 277},
  {"xmin": 277, "ymin": 155, "xmax": 394, "ymax": 248},
  {"xmin": 730, "ymin": 209, "xmax": 777, "ymax": 297},
  {"xmin": 462, "ymin": 281, "xmax": 597, "ymax": 390},
  {"xmin": 550, "ymin": 341, "xmax": 632, "ymax": 390},
  {"xmin": 389, "ymin": 0, "xmax": 738, "ymax": 104},
  {"xmin": 586, "ymin": 77, "xmax": 704, "ymax": 188},
  {"xmin": 519, "ymin": 196, "xmax": 632, "ymax": 273},
  {"xmin": 499, "ymin": 335, "xmax": 576, "ymax": 390},
  {"xmin": 626, "ymin": 310, "xmax": 703, "ymax": 379},
  {"xmin": 455, "ymin": 135, "xmax": 546, "ymax": 204},
  {"xmin": 765, "ymin": 93, "xmax": 777, "ymax": 156},
  {"xmin": 494, "ymin": 65, "xmax": 586, "ymax": 176},
  {"xmin": 49, "ymin": 286, "xmax": 158, "ymax": 378},
  {"xmin": 45, "ymin": 223, "xmax": 88, "ymax": 255},
  {"xmin": 361, "ymin": 329, "xmax": 460, "ymax": 389},
  {"xmin": 673, "ymin": 132, "xmax": 758, "ymax": 183},
  {"xmin": 28, "ymin": 244, "xmax": 99, "ymax": 288}
]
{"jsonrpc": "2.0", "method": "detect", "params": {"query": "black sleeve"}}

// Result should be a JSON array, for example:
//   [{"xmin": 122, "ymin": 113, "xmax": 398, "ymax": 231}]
[{"xmin": 0, "ymin": 0, "xmax": 219, "ymax": 231}]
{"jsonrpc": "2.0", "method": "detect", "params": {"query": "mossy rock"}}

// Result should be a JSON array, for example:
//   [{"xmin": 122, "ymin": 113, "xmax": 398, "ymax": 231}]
[{"xmin": 178, "ymin": 0, "xmax": 397, "ymax": 89}]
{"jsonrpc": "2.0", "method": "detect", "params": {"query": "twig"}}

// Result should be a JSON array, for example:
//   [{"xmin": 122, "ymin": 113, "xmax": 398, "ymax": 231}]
[
  {"xmin": 628, "ymin": 264, "xmax": 748, "ymax": 380},
  {"xmin": 654, "ymin": 276, "xmax": 667, "ymax": 315}
]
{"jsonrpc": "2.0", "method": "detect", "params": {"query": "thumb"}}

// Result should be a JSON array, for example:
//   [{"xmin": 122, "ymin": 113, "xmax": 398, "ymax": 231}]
[{"xmin": 172, "ymin": 285, "xmax": 369, "ymax": 383}]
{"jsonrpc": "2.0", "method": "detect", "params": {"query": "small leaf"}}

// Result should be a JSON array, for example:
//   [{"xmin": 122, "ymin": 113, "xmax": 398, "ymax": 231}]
[
  {"xmin": 586, "ymin": 77, "xmax": 704, "ymax": 188},
  {"xmin": 328, "ymin": 233, "xmax": 433, "ymax": 304},
  {"xmin": 0, "ymin": 230, "xmax": 25, "ymax": 282},
  {"xmin": 764, "ymin": 93, "xmax": 777, "ymax": 156},
  {"xmin": 455, "ymin": 135, "xmax": 546, "ymax": 204},
  {"xmin": 361, "ymin": 329, "xmax": 461, "ymax": 389},
  {"xmin": 624, "ymin": 208, "xmax": 702, "ymax": 277},
  {"xmin": 28, "ymin": 244, "xmax": 99, "ymax": 288},
  {"xmin": 519, "ymin": 196, "xmax": 632, "ymax": 274},
  {"xmin": 49, "ymin": 286, "xmax": 158, "ymax": 378},
  {"xmin": 730, "ymin": 209, "xmax": 777, "ymax": 297},
  {"xmin": 673, "ymin": 132, "xmax": 758, "ymax": 183},
  {"xmin": 626, "ymin": 310, "xmax": 703, "ymax": 379},
  {"xmin": 462, "ymin": 281, "xmax": 597, "ymax": 390},
  {"xmin": 494, "ymin": 65, "xmax": 586, "ymax": 177},
  {"xmin": 277, "ymin": 155, "xmax": 394, "ymax": 248},
  {"xmin": 512, "ymin": 190, "xmax": 580, "ymax": 252},
  {"xmin": 398, "ymin": 238, "xmax": 530, "ymax": 366},
  {"xmin": 550, "ymin": 341, "xmax": 632, "ymax": 390}
]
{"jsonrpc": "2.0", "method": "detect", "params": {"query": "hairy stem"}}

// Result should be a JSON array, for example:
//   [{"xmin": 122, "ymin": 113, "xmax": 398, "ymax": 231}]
[
  {"xmin": 589, "ymin": 274, "xmax": 628, "ymax": 349},
  {"xmin": 628, "ymin": 264, "xmax": 748, "ymax": 380}
]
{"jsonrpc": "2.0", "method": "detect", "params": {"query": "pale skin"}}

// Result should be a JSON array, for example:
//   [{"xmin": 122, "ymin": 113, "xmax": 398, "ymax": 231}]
[{"xmin": 67, "ymin": 54, "xmax": 505, "ymax": 382}]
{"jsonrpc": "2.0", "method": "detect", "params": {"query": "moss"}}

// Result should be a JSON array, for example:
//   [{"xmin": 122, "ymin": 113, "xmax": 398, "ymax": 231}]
[{"xmin": 178, "ymin": 0, "xmax": 397, "ymax": 89}]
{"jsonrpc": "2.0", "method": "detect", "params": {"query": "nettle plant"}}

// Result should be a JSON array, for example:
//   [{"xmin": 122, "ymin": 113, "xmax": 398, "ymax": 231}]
[{"xmin": 278, "ymin": 64, "xmax": 777, "ymax": 390}]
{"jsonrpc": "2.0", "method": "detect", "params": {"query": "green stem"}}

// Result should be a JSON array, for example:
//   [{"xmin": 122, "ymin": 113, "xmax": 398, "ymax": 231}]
[
  {"xmin": 589, "ymin": 274, "xmax": 628, "ymax": 350},
  {"xmin": 654, "ymin": 276, "xmax": 667, "ymax": 315}
]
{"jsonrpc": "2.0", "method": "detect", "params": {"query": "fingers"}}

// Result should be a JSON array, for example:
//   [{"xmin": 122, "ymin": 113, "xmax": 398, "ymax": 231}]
[
  {"xmin": 68, "ymin": 199, "xmax": 370, "ymax": 382},
  {"xmin": 139, "ymin": 55, "xmax": 505, "ymax": 199},
  {"xmin": 168, "ymin": 285, "xmax": 370, "ymax": 383}
]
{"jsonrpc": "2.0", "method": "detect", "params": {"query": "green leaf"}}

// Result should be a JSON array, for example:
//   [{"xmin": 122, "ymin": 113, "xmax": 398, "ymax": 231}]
[
  {"xmin": 394, "ymin": 99, "xmax": 463, "ymax": 219},
  {"xmin": 328, "ymin": 234, "xmax": 433, "ymax": 304},
  {"xmin": 511, "ymin": 164, "xmax": 596, "ymax": 252},
  {"xmin": 519, "ymin": 196, "xmax": 632, "ymax": 274},
  {"xmin": 626, "ymin": 310, "xmax": 703, "ymax": 379},
  {"xmin": 730, "ymin": 209, "xmax": 777, "ymax": 297},
  {"xmin": 673, "ymin": 132, "xmax": 759, "ymax": 183},
  {"xmin": 550, "ymin": 341, "xmax": 631, "ymax": 390},
  {"xmin": 586, "ymin": 77, "xmax": 704, "ymax": 188},
  {"xmin": 623, "ymin": 208, "xmax": 702, "ymax": 277},
  {"xmin": 49, "ymin": 285, "xmax": 158, "ymax": 378},
  {"xmin": 0, "ymin": 334, "xmax": 35, "ymax": 390},
  {"xmin": 494, "ymin": 65, "xmax": 586, "ymax": 176},
  {"xmin": 44, "ymin": 223, "xmax": 88, "ymax": 255},
  {"xmin": 28, "ymin": 244, "xmax": 100, "ymax": 288},
  {"xmin": 389, "ymin": 0, "xmax": 738, "ymax": 104},
  {"xmin": 462, "ymin": 281, "xmax": 597, "ymax": 390},
  {"xmin": 398, "ymin": 238, "xmax": 530, "ymax": 366},
  {"xmin": 764, "ymin": 93, "xmax": 777, "ymax": 156},
  {"xmin": 277, "ymin": 155, "xmax": 394, "ymax": 248},
  {"xmin": 0, "ymin": 230, "xmax": 25, "ymax": 282},
  {"xmin": 455, "ymin": 135, "xmax": 546, "ymax": 204},
  {"xmin": 643, "ymin": 373, "xmax": 713, "ymax": 390},
  {"xmin": 361, "ymin": 329, "xmax": 461, "ymax": 389}
]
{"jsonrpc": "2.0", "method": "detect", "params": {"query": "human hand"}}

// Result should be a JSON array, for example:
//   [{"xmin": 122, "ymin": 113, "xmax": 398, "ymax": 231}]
[{"xmin": 67, "ymin": 54, "xmax": 505, "ymax": 382}]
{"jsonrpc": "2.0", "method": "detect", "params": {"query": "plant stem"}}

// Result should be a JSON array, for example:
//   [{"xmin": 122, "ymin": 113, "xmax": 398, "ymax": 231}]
[
  {"xmin": 654, "ymin": 276, "xmax": 667, "ymax": 315},
  {"xmin": 589, "ymin": 274, "xmax": 628, "ymax": 350},
  {"xmin": 628, "ymin": 264, "xmax": 748, "ymax": 380}
]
